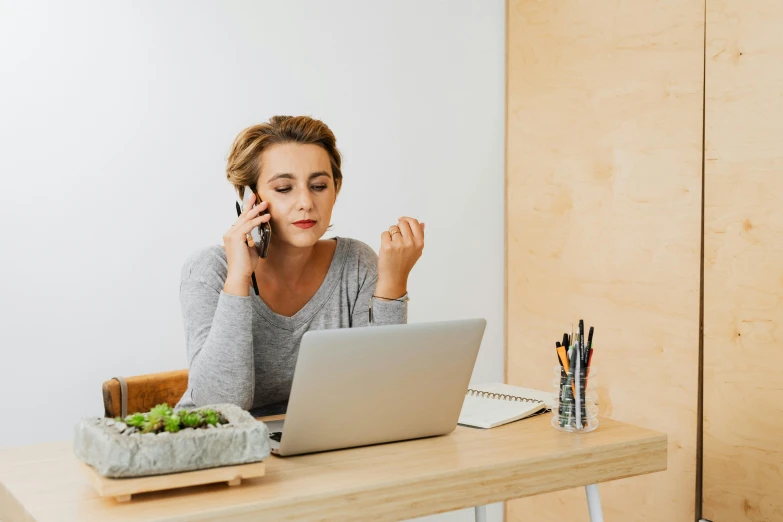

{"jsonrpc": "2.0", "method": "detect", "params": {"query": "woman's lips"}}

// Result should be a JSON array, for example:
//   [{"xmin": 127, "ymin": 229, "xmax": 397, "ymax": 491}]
[{"xmin": 293, "ymin": 220, "xmax": 316, "ymax": 229}]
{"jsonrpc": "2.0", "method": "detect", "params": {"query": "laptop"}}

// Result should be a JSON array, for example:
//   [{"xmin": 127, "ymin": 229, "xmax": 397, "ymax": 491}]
[{"xmin": 266, "ymin": 318, "xmax": 486, "ymax": 456}]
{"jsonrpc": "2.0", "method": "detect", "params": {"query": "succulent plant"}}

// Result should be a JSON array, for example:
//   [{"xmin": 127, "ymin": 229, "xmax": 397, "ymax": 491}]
[
  {"xmin": 112, "ymin": 403, "xmax": 228, "ymax": 435},
  {"xmin": 141, "ymin": 417, "xmax": 164, "ymax": 434},
  {"xmin": 202, "ymin": 409, "xmax": 220, "ymax": 426},
  {"xmin": 164, "ymin": 415, "xmax": 181, "ymax": 433},
  {"xmin": 181, "ymin": 411, "xmax": 203, "ymax": 428},
  {"xmin": 125, "ymin": 413, "xmax": 146, "ymax": 428},
  {"xmin": 147, "ymin": 404, "xmax": 172, "ymax": 423}
]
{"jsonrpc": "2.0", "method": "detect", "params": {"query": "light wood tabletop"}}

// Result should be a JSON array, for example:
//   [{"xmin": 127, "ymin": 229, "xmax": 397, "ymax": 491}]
[{"xmin": 0, "ymin": 415, "xmax": 666, "ymax": 522}]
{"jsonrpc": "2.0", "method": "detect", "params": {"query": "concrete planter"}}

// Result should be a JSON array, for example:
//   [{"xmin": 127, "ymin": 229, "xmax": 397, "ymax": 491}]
[{"xmin": 73, "ymin": 404, "xmax": 270, "ymax": 478}]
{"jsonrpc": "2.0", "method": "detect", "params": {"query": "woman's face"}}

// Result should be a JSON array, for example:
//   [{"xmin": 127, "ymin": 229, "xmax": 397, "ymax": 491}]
[{"xmin": 256, "ymin": 142, "xmax": 337, "ymax": 248}]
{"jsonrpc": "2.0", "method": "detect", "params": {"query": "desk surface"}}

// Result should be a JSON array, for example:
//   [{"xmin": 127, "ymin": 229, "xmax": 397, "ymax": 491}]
[{"xmin": 0, "ymin": 416, "xmax": 666, "ymax": 522}]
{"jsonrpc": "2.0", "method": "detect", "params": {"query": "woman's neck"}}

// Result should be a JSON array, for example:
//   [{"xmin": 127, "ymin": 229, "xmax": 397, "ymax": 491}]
[{"xmin": 255, "ymin": 238, "xmax": 322, "ymax": 288}]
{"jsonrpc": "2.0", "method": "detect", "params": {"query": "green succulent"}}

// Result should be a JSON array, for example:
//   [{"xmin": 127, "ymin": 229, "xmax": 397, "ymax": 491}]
[
  {"xmin": 164, "ymin": 416, "xmax": 181, "ymax": 433},
  {"xmin": 181, "ymin": 411, "xmax": 203, "ymax": 428},
  {"xmin": 141, "ymin": 418, "xmax": 164, "ymax": 434},
  {"xmin": 202, "ymin": 409, "xmax": 220, "ymax": 426},
  {"xmin": 147, "ymin": 403, "xmax": 173, "ymax": 423},
  {"xmin": 124, "ymin": 413, "xmax": 146, "ymax": 428},
  {"xmin": 113, "ymin": 404, "xmax": 225, "ymax": 434},
  {"xmin": 151, "ymin": 403, "xmax": 173, "ymax": 416}
]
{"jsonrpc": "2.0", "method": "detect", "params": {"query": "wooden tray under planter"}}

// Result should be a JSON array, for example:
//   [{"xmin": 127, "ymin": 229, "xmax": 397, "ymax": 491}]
[{"xmin": 80, "ymin": 460, "xmax": 266, "ymax": 502}]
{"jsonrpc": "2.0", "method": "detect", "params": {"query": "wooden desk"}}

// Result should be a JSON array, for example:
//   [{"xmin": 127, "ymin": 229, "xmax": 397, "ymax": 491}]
[{"xmin": 0, "ymin": 416, "xmax": 666, "ymax": 522}]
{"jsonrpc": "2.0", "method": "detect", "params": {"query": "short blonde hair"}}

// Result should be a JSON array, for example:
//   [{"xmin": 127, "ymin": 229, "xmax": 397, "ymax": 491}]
[{"xmin": 226, "ymin": 115, "xmax": 343, "ymax": 200}]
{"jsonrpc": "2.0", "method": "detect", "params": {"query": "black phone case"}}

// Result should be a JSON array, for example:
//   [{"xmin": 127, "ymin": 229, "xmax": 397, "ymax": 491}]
[{"xmin": 238, "ymin": 187, "xmax": 271, "ymax": 258}]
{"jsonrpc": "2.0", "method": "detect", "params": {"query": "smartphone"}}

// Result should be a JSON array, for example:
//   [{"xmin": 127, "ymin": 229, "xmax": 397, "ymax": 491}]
[{"xmin": 238, "ymin": 185, "xmax": 271, "ymax": 258}]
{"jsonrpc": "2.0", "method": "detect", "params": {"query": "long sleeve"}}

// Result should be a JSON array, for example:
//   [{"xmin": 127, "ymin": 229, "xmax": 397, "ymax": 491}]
[
  {"xmin": 349, "ymin": 242, "xmax": 408, "ymax": 327},
  {"xmin": 175, "ymin": 238, "xmax": 410, "ymax": 412},
  {"xmin": 178, "ymin": 279, "xmax": 255, "ymax": 410}
]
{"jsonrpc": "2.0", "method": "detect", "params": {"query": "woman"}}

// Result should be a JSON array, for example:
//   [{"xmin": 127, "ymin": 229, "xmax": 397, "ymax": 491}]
[{"xmin": 176, "ymin": 115, "xmax": 425, "ymax": 414}]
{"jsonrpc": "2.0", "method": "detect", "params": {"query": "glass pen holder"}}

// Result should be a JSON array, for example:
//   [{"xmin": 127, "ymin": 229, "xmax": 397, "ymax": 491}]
[{"xmin": 551, "ymin": 365, "xmax": 599, "ymax": 433}]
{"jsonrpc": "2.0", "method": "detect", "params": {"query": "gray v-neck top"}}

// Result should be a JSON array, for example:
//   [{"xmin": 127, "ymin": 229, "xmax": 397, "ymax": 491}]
[{"xmin": 175, "ymin": 237, "xmax": 407, "ymax": 414}]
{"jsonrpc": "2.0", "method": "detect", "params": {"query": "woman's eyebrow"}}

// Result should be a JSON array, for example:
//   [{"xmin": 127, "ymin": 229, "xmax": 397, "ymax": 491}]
[
  {"xmin": 267, "ymin": 173, "xmax": 294, "ymax": 183},
  {"xmin": 267, "ymin": 171, "xmax": 331, "ymax": 183}
]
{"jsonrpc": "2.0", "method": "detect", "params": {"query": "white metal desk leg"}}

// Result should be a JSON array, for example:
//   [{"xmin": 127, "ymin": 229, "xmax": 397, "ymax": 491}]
[
  {"xmin": 585, "ymin": 484, "xmax": 604, "ymax": 522},
  {"xmin": 474, "ymin": 505, "xmax": 487, "ymax": 522}
]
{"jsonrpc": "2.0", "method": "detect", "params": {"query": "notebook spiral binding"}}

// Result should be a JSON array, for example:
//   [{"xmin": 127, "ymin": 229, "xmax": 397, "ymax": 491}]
[{"xmin": 467, "ymin": 389, "xmax": 543, "ymax": 404}]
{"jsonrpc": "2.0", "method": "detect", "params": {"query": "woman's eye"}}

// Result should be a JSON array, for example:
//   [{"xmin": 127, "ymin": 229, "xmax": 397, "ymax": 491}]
[{"xmin": 274, "ymin": 185, "xmax": 326, "ymax": 193}]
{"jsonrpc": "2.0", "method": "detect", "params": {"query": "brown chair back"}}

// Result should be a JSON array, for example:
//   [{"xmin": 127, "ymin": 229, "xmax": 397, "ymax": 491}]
[{"xmin": 102, "ymin": 369, "xmax": 189, "ymax": 418}]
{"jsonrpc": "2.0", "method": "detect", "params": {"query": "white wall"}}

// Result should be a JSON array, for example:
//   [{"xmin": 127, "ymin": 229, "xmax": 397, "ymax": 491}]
[{"xmin": 0, "ymin": 0, "xmax": 504, "ymax": 519}]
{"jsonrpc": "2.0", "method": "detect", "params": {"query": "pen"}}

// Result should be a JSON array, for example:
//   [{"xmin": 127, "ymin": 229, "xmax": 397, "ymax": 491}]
[
  {"xmin": 583, "ymin": 326, "xmax": 594, "ymax": 426},
  {"xmin": 560, "ymin": 341, "xmax": 571, "ymax": 427},
  {"xmin": 556, "ymin": 341, "xmax": 564, "ymax": 370},
  {"xmin": 235, "ymin": 201, "xmax": 260, "ymax": 296},
  {"xmin": 570, "ymin": 324, "xmax": 574, "ymax": 349},
  {"xmin": 586, "ymin": 341, "xmax": 595, "ymax": 390},
  {"xmin": 556, "ymin": 345, "xmax": 570, "ymax": 372},
  {"xmin": 575, "ymin": 321, "xmax": 583, "ymax": 428},
  {"xmin": 565, "ymin": 342, "xmax": 578, "ymax": 427},
  {"xmin": 575, "ymin": 336, "xmax": 582, "ymax": 428},
  {"xmin": 587, "ymin": 347, "xmax": 594, "ymax": 371},
  {"xmin": 583, "ymin": 326, "xmax": 594, "ymax": 367},
  {"xmin": 556, "ymin": 342, "xmax": 568, "ymax": 425},
  {"xmin": 567, "ymin": 325, "xmax": 574, "ymax": 365},
  {"xmin": 556, "ymin": 343, "xmax": 570, "ymax": 418},
  {"xmin": 587, "ymin": 326, "xmax": 594, "ymax": 351}
]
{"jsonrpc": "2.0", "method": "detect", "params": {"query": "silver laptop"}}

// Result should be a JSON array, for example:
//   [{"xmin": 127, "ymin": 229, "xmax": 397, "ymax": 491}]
[{"xmin": 266, "ymin": 318, "xmax": 486, "ymax": 456}]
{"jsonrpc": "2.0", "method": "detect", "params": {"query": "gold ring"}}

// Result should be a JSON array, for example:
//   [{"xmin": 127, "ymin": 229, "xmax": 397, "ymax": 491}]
[{"xmin": 389, "ymin": 227, "xmax": 401, "ymax": 237}]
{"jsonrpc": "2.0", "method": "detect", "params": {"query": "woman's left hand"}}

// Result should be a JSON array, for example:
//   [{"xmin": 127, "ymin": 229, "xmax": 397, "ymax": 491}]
[{"xmin": 376, "ymin": 217, "xmax": 425, "ymax": 299}]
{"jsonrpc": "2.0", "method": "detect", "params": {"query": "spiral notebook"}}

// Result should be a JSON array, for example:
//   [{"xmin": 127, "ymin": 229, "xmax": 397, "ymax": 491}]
[{"xmin": 457, "ymin": 382, "xmax": 553, "ymax": 429}]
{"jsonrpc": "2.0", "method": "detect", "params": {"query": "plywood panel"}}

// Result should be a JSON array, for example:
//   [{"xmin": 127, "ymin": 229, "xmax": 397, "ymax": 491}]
[
  {"xmin": 505, "ymin": 1, "xmax": 704, "ymax": 521},
  {"xmin": 702, "ymin": 1, "xmax": 783, "ymax": 520}
]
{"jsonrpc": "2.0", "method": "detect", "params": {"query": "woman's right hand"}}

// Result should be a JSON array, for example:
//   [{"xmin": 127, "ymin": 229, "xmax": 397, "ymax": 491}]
[{"xmin": 223, "ymin": 193, "xmax": 271, "ymax": 293}]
